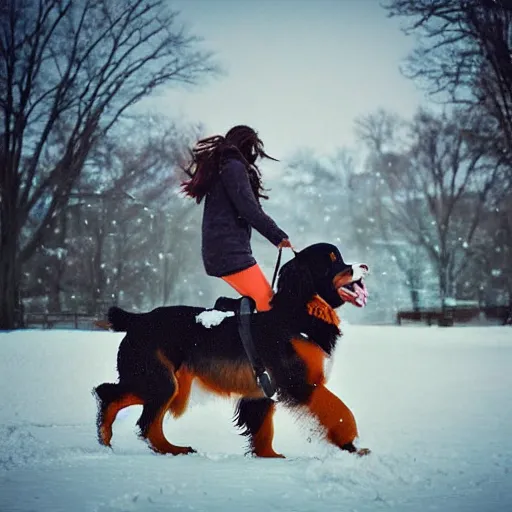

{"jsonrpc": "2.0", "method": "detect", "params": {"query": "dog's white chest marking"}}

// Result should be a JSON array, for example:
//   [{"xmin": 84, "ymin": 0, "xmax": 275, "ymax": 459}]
[{"xmin": 196, "ymin": 310, "xmax": 235, "ymax": 328}]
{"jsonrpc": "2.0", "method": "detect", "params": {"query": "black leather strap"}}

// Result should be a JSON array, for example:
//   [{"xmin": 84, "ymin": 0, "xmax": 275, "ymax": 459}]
[{"xmin": 237, "ymin": 297, "xmax": 276, "ymax": 398}]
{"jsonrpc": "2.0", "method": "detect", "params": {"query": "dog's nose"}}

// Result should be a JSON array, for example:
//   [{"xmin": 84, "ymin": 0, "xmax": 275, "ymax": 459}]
[{"xmin": 351, "ymin": 263, "xmax": 369, "ymax": 281}]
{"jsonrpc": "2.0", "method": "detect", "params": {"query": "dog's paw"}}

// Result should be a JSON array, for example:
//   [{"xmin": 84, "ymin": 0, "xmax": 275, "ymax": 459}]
[
  {"xmin": 255, "ymin": 451, "xmax": 285, "ymax": 459},
  {"xmin": 150, "ymin": 444, "xmax": 197, "ymax": 456},
  {"xmin": 180, "ymin": 446, "xmax": 197, "ymax": 455}
]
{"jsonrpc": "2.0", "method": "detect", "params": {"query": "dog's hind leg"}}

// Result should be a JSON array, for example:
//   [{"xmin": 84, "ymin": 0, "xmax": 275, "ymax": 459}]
[
  {"xmin": 234, "ymin": 397, "xmax": 284, "ymax": 458},
  {"xmin": 137, "ymin": 388, "xmax": 196, "ymax": 455},
  {"xmin": 168, "ymin": 367, "xmax": 194, "ymax": 418},
  {"xmin": 94, "ymin": 382, "xmax": 143, "ymax": 447},
  {"xmin": 136, "ymin": 351, "xmax": 196, "ymax": 455}
]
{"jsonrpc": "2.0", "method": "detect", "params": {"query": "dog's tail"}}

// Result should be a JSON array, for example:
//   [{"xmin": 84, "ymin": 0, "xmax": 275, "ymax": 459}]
[{"xmin": 95, "ymin": 306, "xmax": 139, "ymax": 332}]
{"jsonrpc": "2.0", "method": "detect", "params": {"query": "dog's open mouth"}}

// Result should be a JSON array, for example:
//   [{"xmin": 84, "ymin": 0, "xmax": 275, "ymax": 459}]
[
  {"xmin": 334, "ymin": 264, "xmax": 369, "ymax": 308},
  {"xmin": 338, "ymin": 279, "xmax": 368, "ymax": 307}
]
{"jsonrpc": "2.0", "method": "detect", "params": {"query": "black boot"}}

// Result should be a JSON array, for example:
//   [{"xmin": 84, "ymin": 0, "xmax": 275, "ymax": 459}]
[
  {"xmin": 213, "ymin": 296, "xmax": 242, "ymax": 312},
  {"xmin": 237, "ymin": 296, "xmax": 276, "ymax": 398}
]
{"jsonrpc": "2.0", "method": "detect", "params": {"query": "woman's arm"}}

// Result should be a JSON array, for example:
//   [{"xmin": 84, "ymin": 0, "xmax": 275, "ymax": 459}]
[{"xmin": 220, "ymin": 158, "xmax": 288, "ymax": 246}]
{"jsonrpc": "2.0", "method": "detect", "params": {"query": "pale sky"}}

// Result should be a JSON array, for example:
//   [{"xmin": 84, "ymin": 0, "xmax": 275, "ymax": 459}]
[{"xmin": 145, "ymin": 0, "xmax": 425, "ymax": 161}]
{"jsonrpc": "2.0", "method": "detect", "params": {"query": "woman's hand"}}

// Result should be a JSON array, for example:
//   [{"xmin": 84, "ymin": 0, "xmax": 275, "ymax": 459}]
[{"xmin": 278, "ymin": 239, "xmax": 294, "ymax": 250}]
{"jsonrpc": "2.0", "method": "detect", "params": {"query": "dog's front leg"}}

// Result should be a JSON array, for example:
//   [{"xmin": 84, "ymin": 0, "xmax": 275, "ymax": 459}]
[
  {"xmin": 305, "ymin": 384, "xmax": 369, "ymax": 454},
  {"xmin": 291, "ymin": 339, "xmax": 370, "ymax": 456}
]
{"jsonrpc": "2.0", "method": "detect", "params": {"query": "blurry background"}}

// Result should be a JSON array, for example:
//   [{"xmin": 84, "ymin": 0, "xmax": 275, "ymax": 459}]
[{"xmin": 2, "ymin": 0, "xmax": 511, "ymax": 329}]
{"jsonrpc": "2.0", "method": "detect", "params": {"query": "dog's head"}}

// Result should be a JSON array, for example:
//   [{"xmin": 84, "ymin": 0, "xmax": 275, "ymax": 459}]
[{"xmin": 273, "ymin": 243, "xmax": 369, "ymax": 310}]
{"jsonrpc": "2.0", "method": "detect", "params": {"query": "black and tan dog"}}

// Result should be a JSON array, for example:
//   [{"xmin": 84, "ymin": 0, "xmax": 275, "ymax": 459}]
[{"xmin": 94, "ymin": 243, "xmax": 370, "ymax": 457}]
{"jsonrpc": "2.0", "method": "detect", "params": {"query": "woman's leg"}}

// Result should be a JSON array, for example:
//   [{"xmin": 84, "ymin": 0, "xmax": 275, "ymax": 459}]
[{"xmin": 222, "ymin": 264, "xmax": 274, "ymax": 311}]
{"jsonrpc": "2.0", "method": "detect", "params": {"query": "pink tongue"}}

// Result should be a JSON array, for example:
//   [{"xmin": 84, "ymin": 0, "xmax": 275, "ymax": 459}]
[{"xmin": 353, "ymin": 282, "xmax": 368, "ymax": 307}]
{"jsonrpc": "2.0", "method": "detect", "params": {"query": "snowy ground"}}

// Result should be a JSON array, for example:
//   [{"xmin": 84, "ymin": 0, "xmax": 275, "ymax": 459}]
[{"xmin": 1, "ymin": 324, "xmax": 511, "ymax": 512}]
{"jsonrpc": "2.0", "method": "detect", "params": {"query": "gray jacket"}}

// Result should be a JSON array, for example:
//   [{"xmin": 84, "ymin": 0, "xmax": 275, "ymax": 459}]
[{"xmin": 201, "ymin": 156, "xmax": 288, "ymax": 277}]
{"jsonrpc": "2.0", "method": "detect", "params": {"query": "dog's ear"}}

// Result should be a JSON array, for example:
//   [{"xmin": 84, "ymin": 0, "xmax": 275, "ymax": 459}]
[{"xmin": 271, "ymin": 258, "xmax": 315, "ymax": 309}]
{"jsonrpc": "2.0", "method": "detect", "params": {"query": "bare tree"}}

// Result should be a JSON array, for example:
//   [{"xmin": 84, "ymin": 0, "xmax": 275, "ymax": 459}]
[
  {"xmin": 37, "ymin": 117, "xmax": 201, "ymax": 314},
  {"xmin": 0, "ymin": 0, "xmax": 218, "ymax": 328},
  {"xmin": 383, "ymin": 0, "xmax": 512, "ymax": 165},
  {"xmin": 461, "ymin": 186, "xmax": 512, "ymax": 317},
  {"xmin": 279, "ymin": 148, "xmax": 353, "ymax": 247},
  {"xmin": 350, "ymin": 110, "xmax": 428, "ymax": 311},
  {"xmin": 356, "ymin": 107, "xmax": 505, "ymax": 309}
]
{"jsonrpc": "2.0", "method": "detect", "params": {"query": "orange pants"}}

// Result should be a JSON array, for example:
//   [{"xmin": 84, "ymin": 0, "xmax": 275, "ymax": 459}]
[{"xmin": 222, "ymin": 264, "xmax": 274, "ymax": 311}]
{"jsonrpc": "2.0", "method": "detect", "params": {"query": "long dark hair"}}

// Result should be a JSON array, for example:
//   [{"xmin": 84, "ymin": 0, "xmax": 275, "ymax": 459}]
[{"xmin": 181, "ymin": 125, "xmax": 277, "ymax": 204}]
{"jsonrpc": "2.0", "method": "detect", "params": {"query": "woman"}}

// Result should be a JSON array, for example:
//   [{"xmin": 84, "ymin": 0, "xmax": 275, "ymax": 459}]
[{"xmin": 182, "ymin": 125, "xmax": 293, "ymax": 311}]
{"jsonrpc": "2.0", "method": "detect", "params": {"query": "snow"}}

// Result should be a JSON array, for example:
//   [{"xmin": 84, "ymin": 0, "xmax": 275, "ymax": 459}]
[
  {"xmin": 1, "ymin": 325, "xmax": 511, "ymax": 512},
  {"xmin": 196, "ymin": 309, "xmax": 235, "ymax": 328}
]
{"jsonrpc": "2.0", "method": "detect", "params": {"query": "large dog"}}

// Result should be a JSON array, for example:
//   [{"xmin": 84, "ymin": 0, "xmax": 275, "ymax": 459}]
[{"xmin": 94, "ymin": 243, "xmax": 370, "ymax": 458}]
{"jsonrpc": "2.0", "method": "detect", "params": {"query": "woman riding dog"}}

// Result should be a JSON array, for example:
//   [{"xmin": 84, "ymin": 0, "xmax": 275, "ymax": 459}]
[{"xmin": 182, "ymin": 125, "xmax": 293, "ymax": 311}]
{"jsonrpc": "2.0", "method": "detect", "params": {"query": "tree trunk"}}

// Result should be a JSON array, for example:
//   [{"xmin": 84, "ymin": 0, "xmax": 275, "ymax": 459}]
[
  {"xmin": 91, "ymin": 229, "xmax": 105, "ymax": 315},
  {"xmin": 506, "ymin": 285, "xmax": 512, "ymax": 326},
  {"xmin": 0, "ymin": 209, "xmax": 21, "ymax": 330},
  {"xmin": 0, "ymin": 144, "xmax": 22, "ymax": 329},
  {"xmin": 439, "ymin": 261, "xmax": 449, "ymax": 313},
  {"xmin": 47, "ymin": 212, "xmax": 67, "ymax": 313},
  {"xmin": 437, "ymin": 256, "xmax": 455, "ymax": 326},
  {"xmin": 410, "ymin": 289, "xmax": 420, "ymax": 312},
  {"xmin": 86, "ymin": 235, "xmax": 103, "ymax": 315}
]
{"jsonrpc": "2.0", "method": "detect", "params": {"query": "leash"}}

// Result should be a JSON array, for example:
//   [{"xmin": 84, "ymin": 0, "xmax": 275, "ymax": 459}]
[
  {"xmin": 271, "ymin": 248, "xmax": 283, "ymax": 290},
  {"xmin": 271, "ymin": 247, "xmax": 297, "ymax": 290}
]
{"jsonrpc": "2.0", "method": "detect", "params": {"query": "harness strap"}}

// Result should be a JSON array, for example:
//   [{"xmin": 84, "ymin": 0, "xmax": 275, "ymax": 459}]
[
  {"xmin": 237, "ymin": 296, "xmax": 276, "ymax": 398},
  {"xmin": 238, "ymin": 247, "xmax": 297, "ymax": 398}
]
